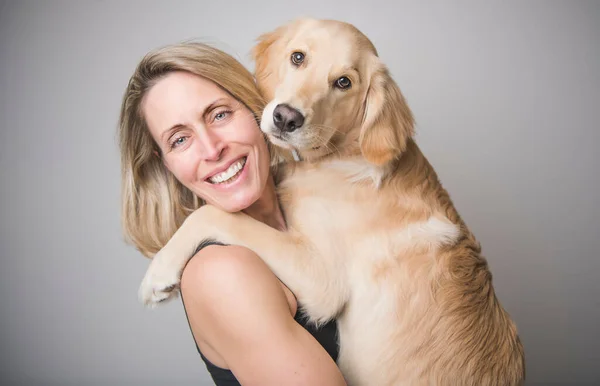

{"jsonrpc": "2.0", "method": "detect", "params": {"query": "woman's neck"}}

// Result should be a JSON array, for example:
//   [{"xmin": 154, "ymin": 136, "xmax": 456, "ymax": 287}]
[{"xmin": 242, "ymin": 174, "xmax": 286, "ymax": 231}]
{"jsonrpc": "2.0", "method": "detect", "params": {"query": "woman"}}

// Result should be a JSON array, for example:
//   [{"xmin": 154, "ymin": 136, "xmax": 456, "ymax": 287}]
[{"xmin": 118, "ymin": 42, "xmax": 346, "ymax": 386}]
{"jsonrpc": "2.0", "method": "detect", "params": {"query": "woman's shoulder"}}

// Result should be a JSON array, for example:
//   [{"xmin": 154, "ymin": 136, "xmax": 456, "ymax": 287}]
[
  {"xmin": 180, "ymin": 242, "xmax": 298, "ymax": 316},
  {"xmin": 179, "ymin": 242, "xmax": 340, "ymax": 383}
]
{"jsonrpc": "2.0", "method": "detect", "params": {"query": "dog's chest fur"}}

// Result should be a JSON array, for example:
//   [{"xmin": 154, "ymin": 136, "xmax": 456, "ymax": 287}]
[
  {"xmin": 274, "ymin": 158, "xmax": 466, "ymax": 384},
  {"xmin": 277, "ymin": 157, "xmax": 459, "ymax": 266}
]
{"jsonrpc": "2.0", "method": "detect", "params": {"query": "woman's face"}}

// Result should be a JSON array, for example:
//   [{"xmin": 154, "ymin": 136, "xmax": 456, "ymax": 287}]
[{"xmin": 143, "ymin": 71, "xmax": 271, "ymax": 213}]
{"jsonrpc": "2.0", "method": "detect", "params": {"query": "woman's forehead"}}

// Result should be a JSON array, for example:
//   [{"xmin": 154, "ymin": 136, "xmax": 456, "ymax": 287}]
[
  {"xmin": 151, "ymin": 72, "xmax": 229, "ymax": 104},
  {"xmin": 143, "ymin": 73, "xmax": 232, "ymax": 127}
]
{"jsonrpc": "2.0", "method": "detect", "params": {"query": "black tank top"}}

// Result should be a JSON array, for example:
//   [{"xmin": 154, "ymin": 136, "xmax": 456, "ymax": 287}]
[{"xmin": 181, "ymin": 296, "xmax": 339, "ymax": 386}]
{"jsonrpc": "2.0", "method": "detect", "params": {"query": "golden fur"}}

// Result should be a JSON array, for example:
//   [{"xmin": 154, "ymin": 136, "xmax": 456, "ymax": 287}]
[{"xmin": 140, "ymin": 18, "xmax": 525, "ymax": 385}]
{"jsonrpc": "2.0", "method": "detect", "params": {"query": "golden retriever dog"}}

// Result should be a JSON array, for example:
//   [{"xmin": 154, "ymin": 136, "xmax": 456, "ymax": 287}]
[{"xmin": 139, "ymin": 18, "xmax": 525, "ymax": 385}]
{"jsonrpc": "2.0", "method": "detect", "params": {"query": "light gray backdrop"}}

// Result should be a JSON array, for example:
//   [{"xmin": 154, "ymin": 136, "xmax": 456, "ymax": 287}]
[{"xmin": 1, "ymin": 1, "xmax": 598, "ymax": 385}]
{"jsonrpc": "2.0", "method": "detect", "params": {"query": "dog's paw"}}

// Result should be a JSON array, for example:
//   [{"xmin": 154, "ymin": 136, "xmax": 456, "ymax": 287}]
[{"xmin": 138, "ymin": 253, "xmax": 182, "ymax": 308}]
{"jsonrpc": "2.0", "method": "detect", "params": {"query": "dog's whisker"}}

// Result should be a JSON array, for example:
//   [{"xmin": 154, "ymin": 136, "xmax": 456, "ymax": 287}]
[{"xmin": 305, "ymin": 129, "xmax": 342, "ymax": 157}]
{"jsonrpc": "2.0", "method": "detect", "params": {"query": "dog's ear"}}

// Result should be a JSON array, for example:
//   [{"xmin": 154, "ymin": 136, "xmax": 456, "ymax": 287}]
[
  {"xmin": 359, "ymin": 60, "xmax": 414, "ymax": 166},
  {"xmin": 251, "ymin": 26, "xmax": 285, "ymax": 101}
]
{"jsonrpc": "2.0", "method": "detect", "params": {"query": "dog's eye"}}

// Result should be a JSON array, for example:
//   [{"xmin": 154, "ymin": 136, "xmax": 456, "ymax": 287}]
[
  {"xmin": 291, "ymin": 52, "xmax": 305, "ymax": 66},
  {"xmin": 334, "ymin": 76, "xmax": 352, "ymax": 90}
]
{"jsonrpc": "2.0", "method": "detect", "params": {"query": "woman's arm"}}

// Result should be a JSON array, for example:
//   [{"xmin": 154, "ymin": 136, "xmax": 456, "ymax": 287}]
[{"xmin": 180, "ymin": 245, "xmax": 347, "ymax": 386}]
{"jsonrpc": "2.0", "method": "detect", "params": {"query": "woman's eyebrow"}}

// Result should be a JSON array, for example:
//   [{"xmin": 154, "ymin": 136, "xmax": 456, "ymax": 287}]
[{"xmin": 202, "ymin": 97, "xmax": 229, "ymax": 120}]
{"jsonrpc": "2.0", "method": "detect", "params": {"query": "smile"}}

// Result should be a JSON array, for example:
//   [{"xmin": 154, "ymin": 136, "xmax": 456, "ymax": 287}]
[{"xmin": 208, "ymin": 157, "xmax": 247, "ymax": 184}]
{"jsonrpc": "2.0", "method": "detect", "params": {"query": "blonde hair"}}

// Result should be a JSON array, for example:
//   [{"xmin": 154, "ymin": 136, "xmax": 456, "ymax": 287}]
[{"xmin": 118, "ymin": 42, "xmax": 273, "ymax": 258}]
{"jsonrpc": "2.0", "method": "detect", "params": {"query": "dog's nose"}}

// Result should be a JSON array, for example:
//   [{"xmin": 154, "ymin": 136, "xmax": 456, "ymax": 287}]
[{"xmin": 273, "ymin": 104, "xmax": 304, "ymax": 133}]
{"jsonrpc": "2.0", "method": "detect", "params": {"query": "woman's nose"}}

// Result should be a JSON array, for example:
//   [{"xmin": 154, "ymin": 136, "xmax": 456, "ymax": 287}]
[{"xmin": 200, "ymin": 130, "xmax": 224, "ymax": 161}]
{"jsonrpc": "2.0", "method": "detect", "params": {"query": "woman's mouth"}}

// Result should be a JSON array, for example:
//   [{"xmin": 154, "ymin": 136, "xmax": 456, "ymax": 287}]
[{"xmin": 207, "ymin": 157, "xmax": 247, "ymax": 185}]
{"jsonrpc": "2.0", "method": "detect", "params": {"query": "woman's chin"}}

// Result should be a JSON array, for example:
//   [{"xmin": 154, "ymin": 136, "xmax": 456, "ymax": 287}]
[{"xmin": 217, "ymin": 193, "xmax": 259, "ymax": 214}]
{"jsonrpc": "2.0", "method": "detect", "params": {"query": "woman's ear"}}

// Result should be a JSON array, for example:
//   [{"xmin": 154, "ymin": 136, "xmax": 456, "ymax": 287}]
[{"xmin": 359, "ymin": 59, "xmax": 414, "ymax": 166}]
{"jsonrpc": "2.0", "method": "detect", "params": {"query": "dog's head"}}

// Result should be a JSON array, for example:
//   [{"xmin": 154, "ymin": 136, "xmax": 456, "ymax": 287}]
[{"xmin": 253, "ymin": 18, "xmax": 414, "ymax": 166}]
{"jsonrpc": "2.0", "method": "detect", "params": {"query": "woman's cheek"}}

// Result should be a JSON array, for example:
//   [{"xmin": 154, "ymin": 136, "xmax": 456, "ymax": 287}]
[{"xmin": 169, "ymin": 152, "xmax": 198, "ymax": 187}]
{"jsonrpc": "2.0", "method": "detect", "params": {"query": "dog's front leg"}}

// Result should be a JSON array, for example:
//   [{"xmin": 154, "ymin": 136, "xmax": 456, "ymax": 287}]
[
  {"xmin": 139, "ymin": 205, "xmax": 347, "ymax": 323},
  {"xmin": 137, "ymin": 205, "xmax": 227, "ymax": 307}
]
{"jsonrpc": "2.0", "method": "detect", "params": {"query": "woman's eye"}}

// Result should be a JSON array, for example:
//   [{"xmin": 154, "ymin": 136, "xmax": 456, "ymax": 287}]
[
  {"xmin": 214, "ymin": 110, "xmax": 231, "ymax": 121},
  {"xmin": 170, "ymin": 136, "xmax": 187, "ymax": 149}
]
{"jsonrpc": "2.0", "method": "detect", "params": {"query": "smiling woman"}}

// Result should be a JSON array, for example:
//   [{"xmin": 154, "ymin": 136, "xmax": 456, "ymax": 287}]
[
  {"xmin": 118, "ymin": 42, "xmax": 346, "ymax": 386},
  {"xmin": 143, "ymin": 72, "xmax": 272, "ymax": 214}
]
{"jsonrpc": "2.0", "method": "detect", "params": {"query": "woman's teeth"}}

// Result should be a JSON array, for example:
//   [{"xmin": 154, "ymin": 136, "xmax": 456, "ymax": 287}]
[{"xmin": 209, "ymin": 158, "xmax": 246, "ymax": 184}]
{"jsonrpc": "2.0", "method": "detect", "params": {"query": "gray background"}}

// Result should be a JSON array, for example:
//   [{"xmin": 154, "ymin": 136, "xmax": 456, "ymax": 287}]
[{"xmin": 1, "ymin": 1, "xmax": 598, "ymax": 385}]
